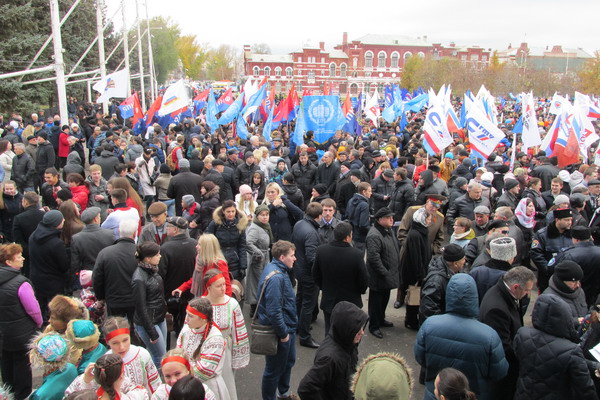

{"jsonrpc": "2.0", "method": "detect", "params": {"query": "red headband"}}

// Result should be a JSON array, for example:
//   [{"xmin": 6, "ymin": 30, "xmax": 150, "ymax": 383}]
[
  {"xmin": 97, "ymin": 388, "xmax": 121, "ymax": 400},
  {"xmin": 105, "ymin": 328, "xmax": 130, "ymax": 342},
  {"xmin": 206, "ymin": 273, "xmax": 225, "ymax": 288},
  {"xmin": 186, "ymin": 305, "xmax": 208, "ymax": 320},
  {"xmin": 161, "ymin": 356, "xmax": 191, "ymax": 371}
]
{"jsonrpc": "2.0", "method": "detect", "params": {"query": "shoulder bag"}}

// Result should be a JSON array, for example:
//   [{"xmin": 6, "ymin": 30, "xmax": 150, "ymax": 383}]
[{"xmin": 250, "ymin": 270, "xmax": 280, "ymax": 356}]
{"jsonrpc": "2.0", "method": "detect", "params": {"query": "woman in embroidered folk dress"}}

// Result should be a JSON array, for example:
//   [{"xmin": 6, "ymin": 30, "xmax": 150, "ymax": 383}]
[
  {"xmin": 93, "ymin": 353, "xmax": 149, "ymax": 399},
  {"xmin": 151, "ymin": 349, "xmax": 216, "ymax": 400},
  {"xmin": 203, "ymin": 269, "xmax": 250, "ymax": 400},
  {"xmin": 177, "ymin": 297, "xmax": 229, "ymax": 400}
]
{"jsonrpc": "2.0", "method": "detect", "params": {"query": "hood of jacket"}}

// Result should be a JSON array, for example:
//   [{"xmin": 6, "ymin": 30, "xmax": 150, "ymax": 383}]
[
  {"xmin": 281, "ymin": 183, "xmax": 300, "ymax": 196},
  {"xmin": 532, "ymin": 293, "xmax": 579, "ymax": 342},
  {"xmin": 212, "ymin": 206, "xmax": 249, "ymax": 231},
  {"xmin": 100, "ymin": 150, "xmax": 115, "ymax": 159},
  {"xmin": 445, "ymin": 273, "xmax": 479, "ymax": 318},
  {"xmin": 349, "ymin": 193, "xmax": 368, "ymax": 207},
  {"xmin": 66, "ymin": 151, "xmax": 81, "ymax": 165},
  {"xmin": 352, "ymin": 352, "xmax": 413, "ymax": 400},
  {"xmin": 330, "ymin": 301, "xmax": 368, "ymax": 351},
  {"xmin": 0, "ymin": 264, "xmax": 21, "ymax": 287},
  {"xmin": 128, "ymin": 144, "xmax": 143, "ymax": 154},
  {"xmin": 420, "ymin": 170, "xmax": 434, "ymax": 188},
  {"xmin": 30, "ymin": 223, "xmax": 62, "ymax": 244}
]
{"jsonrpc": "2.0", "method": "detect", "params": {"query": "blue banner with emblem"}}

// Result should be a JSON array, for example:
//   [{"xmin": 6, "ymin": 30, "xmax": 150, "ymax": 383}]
[{"xmin": 303, "ymin": 95, "xmax": 345, "ymax": 144}]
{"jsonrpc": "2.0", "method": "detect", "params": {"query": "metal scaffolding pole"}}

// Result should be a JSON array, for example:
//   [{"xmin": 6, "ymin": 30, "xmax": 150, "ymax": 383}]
[
  {"xmin": 96, "ymin": 0, "xmax": 108, "ymax": 114},
  {"xmin": 135, "ymin": 0, "xmax": 146, "ymax": 110},
  {"xmin": 50, "ymin": 0, "xmax": 68, "ymax": 123},
  {"xmin": 145, "ymin": 0, "xmax": 155, "ymax": 103},
  {"xmin": 122, "ymin": 0, "xmax": 130, "ymax": 96},
  {"xmin": 0, "ymin": 65, "xmax": 54, "ymax": 81}
]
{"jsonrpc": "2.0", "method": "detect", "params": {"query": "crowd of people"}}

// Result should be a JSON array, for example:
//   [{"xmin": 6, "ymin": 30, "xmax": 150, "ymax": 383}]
[{"xmin": 0, "ymin": 99, "xmax": 600, "ymax": 400}]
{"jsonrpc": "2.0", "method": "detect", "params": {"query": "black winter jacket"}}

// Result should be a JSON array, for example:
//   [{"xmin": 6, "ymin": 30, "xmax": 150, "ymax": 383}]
[
  {"xmin": 29, "ymin": 223, "xmax": 70, "ymax": 298},
  {"xmin": 12, "ymin": 205, "xmax": 44, "ymax": 256},
  {"xmin": 291, "ymin": 161, "xmax": 317, "ymax": 201},
  {"xmin": 11, "ymin": 152, "xmax": 35, "ymax": 189},
  {"xmin": 470, "ymin": 258, "xmax": 512, "ymax": 303},
  {"xmin": 543, "ymin": 274, "xmax": 587, "ymax": 329},
  {"xmin": 346, "ymin": 194, "xmax": 371, "ymax": 243},
  {"xmin": 159, "ymin": 233, "xmax": 197, "ymax": 298},
  {"xmin": 235, "ymin": 162, "xmax": 258, "ymax": 190},
  {"xmin": 446, "ymin": 193, "xmax": 491, "ymax": 232},
  {"xmin": 514, "ymin": 294, "xmax": 598, "ymax": 400},
  {"xmin": 40, "ymin": 180, "xmax": 68, "ymax": 209},
  {"xmin": 35, "ymin": 141, "xmax": 55, "ymax": 173},
  {"xmin": 0, "ymin": 192, "xmax": 22, "ymax": 241},
  {"xmin": 94, "ymin": 150, "xmax": 120, "ymax": 181},
  {"xmin": 291, "ymin": 216, "xmax": 321, "ymax": 277},
  {"xmin": 531, "ymin": 223, "xmax": 573, "ymax": 291},
  {"xmin": 297, "ymin": 302, "xmax": 368, "ymax": 400},
  {"xmin": 366, "ymin": 222, "xmax": 400, "ymax": 290},
  {"xmin": 132, "ymin": 264, "xmax": 167, "ymax": 341},
  {"xmin": 267, "ymin": 197, "xmax": 304, "ymax": 242},
  {"xmin": 418, "ymin": 256, "xmax": 455, "ymax": 324},
  {"xmin": 93, "ymin": 238, "xmax": 137, "ymax": 308},
  {"xmin": 205, "ymin": 208, "xmax": 248, "ymax": 275},
  {"xmin": 166, "ymin": 169, "xmax": 203, "ymax": 216},
  {"xmin": 0, "ymin": 265, "xmax": 39, "ymax": 350},
  {"xmin": 554, "ymin": 241, "xmax": 600, "ymax": 307},
  {"xmin": 281, "ymin": 183, "xmax": 304, "ymax": 211},
  {"xmin": 315, "ymin": 162, "xmax": 340, "ymax": 193},
  {"xmin": 388, "ymin": 179, "xmax": 414, "ymax": 221},
  {"xmin": 370, "ymin": 175, "xmax": 393, "ymax": 211}
]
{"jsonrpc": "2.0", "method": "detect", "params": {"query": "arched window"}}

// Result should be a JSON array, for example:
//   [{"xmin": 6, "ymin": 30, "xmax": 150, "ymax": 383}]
[
  {"xmin": 365, "ymin": 51, "xmax": 373, "ymax": 68},
  {"xmin": 329, "ymin": 63, "xmax": 336, "ymax": 77},
  {"xmin": 275, "ymin": 67, "xmax": 282, "ymax": 77},
  {"xmin": 377, "ymin": 51, "xmax": 386, "ymax": 68},
  {"xmin": 264, "ymin": 66, "xmax": 271, "ymax": 76},
  {"xmin": 403, "ymin": 52, "xmax": 413, "ymax": 60},
  {"xmin": 340, "ymin": 63, "xmax": 347, "ymax": 77},
  {"xmin": 286, "ymin": 67, "xmax": 293, "ymax": 78},
  {"xmin": 391, "ymin": 52, "xmax": 399, "ymax": 68},
  {"xmin": 253, "ymin": 66, "xmax": 260, "ymax": 77},
  {"xmin": 417, "ymin": 51, "xmax": 425, "ymax": 58}
]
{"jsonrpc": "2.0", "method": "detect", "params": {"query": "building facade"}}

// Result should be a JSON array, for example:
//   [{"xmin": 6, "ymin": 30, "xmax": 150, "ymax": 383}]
[
  {"xmin": 496, "ymin": 42, "xmax": 593, "ymax": 74},
  {"xmin": 243, "ymin": 32, "xmax": 492, "ymax": 95}
]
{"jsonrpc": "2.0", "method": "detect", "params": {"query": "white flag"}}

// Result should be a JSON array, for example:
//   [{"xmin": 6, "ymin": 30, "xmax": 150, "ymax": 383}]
[
  {"xmin": 158, "ymin": 80, "xmax": 191, "ymax": 116},
  {"xmin": 93, "ymin": 69, "xmax": 129, "ymax": 103},
  {"xmin": 549, "ymin": 93, "xmax": 567, "ymax": 115},
  {"xmin": 521, "ymin": 92, "xmax": 542, "ymax": 149},
  {"xmin": 466, "ymin": 106, "xmax": 505, "ymax": 159},
  {"xmin": 364, "ymin": 90, "xmax": 381, "ymax": 128}
]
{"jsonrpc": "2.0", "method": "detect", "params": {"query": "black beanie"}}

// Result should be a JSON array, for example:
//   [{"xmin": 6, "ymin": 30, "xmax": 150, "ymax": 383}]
[
  {"xmin": 555, "ymin": 260, "xmax": 583, "ymax": 282},
  {"xmin": 443, "ymin": 244, "xmax": 465, "ymax": 262}
]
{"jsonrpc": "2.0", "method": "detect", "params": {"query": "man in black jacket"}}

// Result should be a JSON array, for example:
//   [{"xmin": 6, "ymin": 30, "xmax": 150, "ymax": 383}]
[
  {"xmin": 166, "ymin": 159, "xmax": 203, "ymax": 216},
  {"xmin": 371, "ymin": 168, "xmax": 394, "ymax": 211},
  {"xmin": 12, "ymin": 192, "xmax": 44, "ymax": 278},
  {"xmin": 35, "ymin": 132, "xmax": 55, "ymax": 187},
  {"xmin": 11, "ymin": 143, "xmax": 35, "ymax": 193},
  {"xmin": 297, "ymin": 302, "xmax": 368, "ymax": 400},
  {"xmin": 71, "ymin": 207, "xmax": 115, "ymax": 278},
  {"xmin": 366, "ymin": 207, "xmax": 400, "ymax": 339},
  {"xmin": 313, "ymin": 222, "xmax": 368, "ymax": 334},
  {"xmin": 479, "ymin": 266, "xmax": 536, "ymax": 400},
  {"xmin": 292, "ymin": 202, "xmax": 323, "ymax": 349},
  {"xmin": 315, "ymin": 151, "xmax": 340, "ymax": 194},
  {"xmin": 93, "ymin": 219, "xmax": 138, "ymax": 329},
  {"xmin": 291, "ymin": 151, "xmax": 317, "ymax": 202},
  {"xmin": 235, "ymin": 151, "xmax": 258, "ymax": 190},
  {"xmin": 388, "ymin": 167, "xmax": 414, "ymax": 224}
]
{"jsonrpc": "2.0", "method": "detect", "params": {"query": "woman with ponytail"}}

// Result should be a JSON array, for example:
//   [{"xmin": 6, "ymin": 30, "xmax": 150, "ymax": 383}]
[
  {"xmin": 176, "ymin": 297, "xmax": 229, "ymax": 399},
  {"xmin": 151, "ymin": 349, "xmax": 216, "ymax": 400},
  {"xmin": 203, "ymin": 269, "xmax": 249, "ymax": 400},
  {"xmin": 94, "ymin": 353, "xmax": 149, "ymax": 399},
  {"xmin": 434, "ymin": 368, "xmax": 477, "ymax": 400}
]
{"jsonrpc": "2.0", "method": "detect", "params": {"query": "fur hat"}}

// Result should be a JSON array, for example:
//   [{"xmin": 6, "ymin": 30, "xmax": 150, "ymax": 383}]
[
  {"xmin": 65, "ymin": 319, "xmax": 101, "ymax": 350},
  {"xmin": 29, "ymin": 333, "xmax": 72, "ymax": 374},
  {"xmin": 490, "ymin": 237, "xmax": 517, "ymax": 262},
  {"xmin": 352, "ymin": 352, "xmax": 413, "ymax": 400},
  {"xmin": 47, "ymin": 295, "xmax": 88, "ymax": 326}
]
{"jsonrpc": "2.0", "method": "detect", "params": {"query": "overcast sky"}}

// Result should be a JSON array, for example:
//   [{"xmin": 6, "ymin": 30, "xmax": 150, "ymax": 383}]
[{"xmin": 109, "ymin": 0, "xmax": 598, "ymax": 56}]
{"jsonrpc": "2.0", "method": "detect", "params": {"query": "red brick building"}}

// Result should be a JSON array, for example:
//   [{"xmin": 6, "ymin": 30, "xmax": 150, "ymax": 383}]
[{"xmin": 243, "ymin": 32, "xmax": 492, "ymax": 95}]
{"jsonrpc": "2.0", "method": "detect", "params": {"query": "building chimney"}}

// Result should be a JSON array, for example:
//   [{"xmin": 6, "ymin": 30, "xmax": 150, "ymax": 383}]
[
  {"xmin": 319, "ymin": 41, "xmax": 325, "ymax": 51},
  {"xmin": 343, "ymin": 32, "xmax": 348, "ymax": 46}
]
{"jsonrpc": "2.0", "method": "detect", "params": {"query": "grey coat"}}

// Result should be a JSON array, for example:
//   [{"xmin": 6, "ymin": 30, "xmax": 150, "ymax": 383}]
[
  {"xmin": 86, "ymin": 176, "xmax": 110, "ymax": 221},
  {"xmin": 71, "ymin": 224, "xmax": 115, "ymax": 275},
  {"xmin": 246, "ymin": 222, "xmax": 271, "ymax": 305}
]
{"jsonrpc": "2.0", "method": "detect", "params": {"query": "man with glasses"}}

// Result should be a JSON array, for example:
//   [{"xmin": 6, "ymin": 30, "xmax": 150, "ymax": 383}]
[{"xmin": 140, "ymin": 202, "xmax": 170, "ymax": 245}]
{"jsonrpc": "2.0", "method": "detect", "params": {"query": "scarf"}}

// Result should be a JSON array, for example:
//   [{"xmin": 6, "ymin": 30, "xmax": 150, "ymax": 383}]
[
  {"xmin": 139, "ymin": 260, "xmax": 159, "ymax": 274},
  {"xmin": 191, "ymin": 260, "xmax": 222, "ymax": 297},
  {"xmin": 253, "ymin": 219, "xmax": 274, "ymax": 244},
  {"xmin": 515, "ymin": 198, "xmax": 535, "ymax": 229}
]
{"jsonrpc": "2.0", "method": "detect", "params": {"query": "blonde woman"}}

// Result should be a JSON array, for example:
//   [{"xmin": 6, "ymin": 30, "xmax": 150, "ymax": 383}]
[
  {"xmin": 254, "ymin": 148, "xmax": 269, "ymax": 178},
  {"xmin": 262, "ymin": 182, "xmax": 303, "ymax": 241},
  {"xmin": 173, "ymin": 234, "xmax": 232, "ymax": 298},
  {"xmin": 235, "ymin": 184, "xmax": 257, "ymax": 220}
]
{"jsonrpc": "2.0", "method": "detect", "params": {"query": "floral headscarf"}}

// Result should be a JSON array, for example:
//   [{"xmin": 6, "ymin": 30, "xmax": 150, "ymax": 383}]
[{"xmin": 515, "ymin": 198, "xmax": 535, "ymax": 229}]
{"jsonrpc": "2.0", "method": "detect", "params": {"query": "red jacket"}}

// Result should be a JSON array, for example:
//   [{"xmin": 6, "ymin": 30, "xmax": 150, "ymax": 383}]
[
  {"xmin": 70, "ymin": 184, "xmax": 89, "ymax": 211},
  {"xmin": 177, "ymin": 260, "xmax": 232, "ymax": 296},
  {"xmin": 58, "ymin": 132, "xmax": 70, "ymax": 158}
]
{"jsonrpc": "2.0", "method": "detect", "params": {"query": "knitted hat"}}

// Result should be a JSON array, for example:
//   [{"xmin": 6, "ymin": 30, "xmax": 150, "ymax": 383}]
[
  {"xmin": 504, "ymin": 179, "xmax": 519, "ymax": 191},
  {"xmin": 553, "ymin": 194, "xmax": 570, "ymax": 206},
  {"xmin": 428, "ymin": 165, "xmax": 441, "ymax": 173},
  {"xmin": 445, "ymin": 152, "xmax": 454, "ymax": 159},
  {"xmin": 553, "ymin": 208, "xmax": 571, "ymax": 219},
  {"xmin": 443, "ymin": 244, "xmax": 465, "ymax": 262},
  {"xmin": 245, "ymin": 151, "xmax": 255, "ymax": 159},
  {"xmin": 572, "ymin": 226, "xmax": 591, "ymax": 241},
  {"xmin": 490, "ymin": 237, "xmax": 517, "ymax": 262},
  {"xmin": 148, "ymin": 202, "xmax": 167, "ymax": 216},
  {"xmin": 65, "ymin": 319, "xmax": 101, "ymax": 351},
  {"xmin": 43, "ymin": 210, "xmax": 64, "ymax": 227},
  {"xmin": 383, "ymin": 169, "xmax": 394, "ymax": 178},
  {"xmin": 182, "ymin": 195, "xmax": 195, "ymax": 207},
  {"xmin": 313, "ymin": 184, "xmax": 328, "ymax": 195},
  {"xmin": 454, "ymin": 177, "xmax": 468, "ymax": 189},
  {"xmin": 159, "ymin": 163, "xmax": 171, "ymax": 174},
  {"xmin": 56, "ymin": 189, "xmax": 72, "ymax": 202},
  {"xmin": 29, "ymin": 333, "xmax": 71, "ymax": 373},
  {"xmin": 178, "ymin": 159, "xmax": 190, "ymax": 169},
  {"xmin": 239, "ymin": 184, "xmax": 253, "ymax": 196},
  {"xmin": 255, "ymin": 204, "xmax": 270, "ymax": 216},
  {"xmin": 555, "ymin": 260, "xmax": 583, "ymax": 281},
  {"xmin": 80, "ymin": 207, "xmax": 101, "ymax": 224}
]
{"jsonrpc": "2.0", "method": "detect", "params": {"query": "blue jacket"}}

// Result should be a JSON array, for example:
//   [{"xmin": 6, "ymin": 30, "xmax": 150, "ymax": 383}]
[
  {"xmin": 415, "ymin": 274, "xmax": 508, "ymax": 400},
  {"xmin": 257, "ymin": 259, "xmax": 298, "ymax": 339},
  {"xmin": 346, "ymin": 193, "xmax": 370, "ymax": 243}
]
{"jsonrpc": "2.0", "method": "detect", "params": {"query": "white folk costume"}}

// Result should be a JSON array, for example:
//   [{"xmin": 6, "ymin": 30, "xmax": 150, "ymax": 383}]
[
  {"xmin": 151, "ymin": 383, "xmax": 216, "ymax": 400},
  {"xmin": 66, "ymin": 376, "xmax": 148, "ymax": 399},
  {"xmin": 177, "ymin": 324, "xmax": 229, "ymax": 400},
  {"xmin": 210, "ymin": 295, "xmax": 249, "ymax": 400}
]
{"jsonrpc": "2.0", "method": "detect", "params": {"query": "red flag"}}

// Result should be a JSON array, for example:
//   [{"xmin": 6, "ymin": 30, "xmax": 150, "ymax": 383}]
[
  {"xmin": 143, "ymin": 95, "xmax": 163, "ymax": 126},
  {"xmin": 323, "ymin": 82, "xmax": 330, "ymax": 96},
  {"xmin": 194, "ymin": 89, "xmax": 209, "ymax": 101},
  {"xmin": 258, "ymin": 76, "xmax": 268, "ymax": 87},
  {"xmin": 342, "ymin": 93, "xmax": 352, "ymax": 117},
  {"xmin": 558, "ymin": 124, "xmax": 580, "ymax": 167},
  {"xmin": 260, "ymin": 86, "xmax": 275, "ymax": 121},
  {"xmin": 217, "ymin": 88, "xmax": 234, "ymax": 108}
]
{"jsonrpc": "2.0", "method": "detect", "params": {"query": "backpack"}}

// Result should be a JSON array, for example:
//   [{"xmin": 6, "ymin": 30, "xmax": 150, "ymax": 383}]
[{"xmin": 166, "ymin": 146, "xmax": 181, "ymax": 171}]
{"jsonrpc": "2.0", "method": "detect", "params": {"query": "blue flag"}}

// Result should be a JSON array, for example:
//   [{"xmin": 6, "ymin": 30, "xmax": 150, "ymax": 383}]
[
  {"xmin": 236, "ymin": 114, "xmax": 249, "ymax": 139},
  {"xmin": 206, "ymin": 89, "xmax": 219, "ymax": 132},
  {"xmin": 512, "ymin": 116, "xmax": 523, "ymax": 134},
  {"xmin": 400, "ymin": 111, "xmax": 408, "ymax": 131},
  {"xmin": 384, "ymin": 85, "xmax": 393, "ymax": 108},
  {"xmin": 303, "ymin": 95, "xmax": 343, "ymax": 144},
  {"xmin": 293, "ymin": 103, "xmax": 306, "ymax": 147},
  {"xmin": 241, "ymin": 85, "xmax": 267, "ymax": 118},
  {"xmin": 262, "ymin": 105, "xmax": 274, "ymax": 142},
  {"xmin": 405, "ymin": 93, "xmax": 429, "ymax": 112},
  {"xmin": 217, "ymin": 95, "xmax": 243, "ymax": 125}
]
